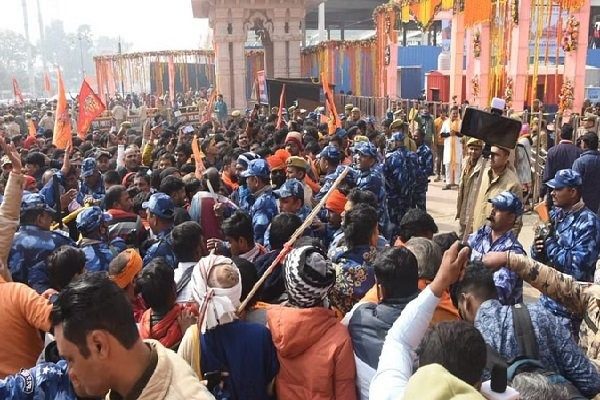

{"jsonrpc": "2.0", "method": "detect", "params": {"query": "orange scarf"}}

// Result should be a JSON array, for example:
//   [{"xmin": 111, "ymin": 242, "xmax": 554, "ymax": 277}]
[{"xmin": 139, "ymin": 304, "xmax": 184, "ymax": 349}]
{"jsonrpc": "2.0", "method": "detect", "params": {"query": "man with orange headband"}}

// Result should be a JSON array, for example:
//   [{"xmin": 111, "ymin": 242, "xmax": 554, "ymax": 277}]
[{"xmin": 109, "ymin": 248, "xmax": 145, "ymax": 321}]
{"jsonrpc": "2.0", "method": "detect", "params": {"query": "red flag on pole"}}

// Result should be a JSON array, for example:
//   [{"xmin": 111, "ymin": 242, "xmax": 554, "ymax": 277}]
[
  {"xmin": 52, "ymin": 69, "xmax": 72, "ymax": 149},
  {"xmin": 276, "ymin": 84, "xmax": 287, "ymax": 129},
  {"xmin": 77, "ymin": 79, "xmax": 106, "ymax": 138},
  {"xmin": 43, "ymin": 73, "xmax": 52, "ymax": 95},
  {"xmin": 12, "ymin": 78, "xmax": 24, "ymax": 103},
  {"xmin": 320, "ymin": 73, "xmax": 341, "ymax": 135},
  {"xmin": 168, "ymin": 55, "xmax": 175, "ymax": 108}
]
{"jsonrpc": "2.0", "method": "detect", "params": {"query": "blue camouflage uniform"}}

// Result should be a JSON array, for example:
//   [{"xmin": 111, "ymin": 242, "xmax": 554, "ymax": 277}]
[
  {"xmin": 265, "ymin": 179, "xmax": 312, "ymax": 249},
  {"xmin": 142, "ymin": 192, "xmax": 178, "ymax": 268},
  {"xmin": 383, "ymin": 132, "xmax": 419, "ymax": 232},
  {"xmin": 232, "ymin": 152, "xmax": 260, "ymax": 212},
  {"xmin": 0, "ymin": 360, "xmax": 76, "ymax": 400},
  {"xmin": 414, "ymin": 143, "xmax": 433, "ymax": 210},
  {"xmin": 532, "ymin": 169, "xmax": 600, "ymax": 332},
  {"xmin": 354, "ymin": 142, "xmax": 386, "ymax": 207},
  {"xmin": 468, "ymin": 192, "xmax": 526, "ymax": 305},
  {"xmin": 8, "ymin": 194, "xmax": 75, "ymax": 293},
  {"xmin": 78, "ymin": 157, "xmax": 105, "ymax": 204},
  {"xmin": 241, "ymin": 159, "xmax": 278, "ymax": 246},
  {"xmin": 76, "ymin": 206, "xmax": 121, "ymax": 272}
]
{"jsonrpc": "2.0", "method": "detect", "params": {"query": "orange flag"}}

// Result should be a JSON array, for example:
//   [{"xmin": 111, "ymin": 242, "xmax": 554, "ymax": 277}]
[
  {"xmin": 191, "ymin": 135, "xmax": 206, "ymax": 174},
  {"xmin": 52, "ymin": 69, "xmax": 72, "ymax": 149},
  {"xmin": 77, "ymin": 79, "xmax": 106, "ymax": 138},
  {"xmin": 202, "ymin": 91, "xmax": 217, "ymax": 123},
  {"xmin": 12, "ymin": 78, "xmax": 24, "ymax": 103},
  {"xmin": 276, "ymin": 84, "xmax": 286, "ymax": 129},
  {"xmin": 43, "ymin": 73, "xmax": 52, "ymax": 94},
  {"xmin": 27, "ymin": 119, "xmax": 36, "ymax": 138},
  {"xmin": 320, "ymin": 72, "xmax": 341, "ymax": 134}
]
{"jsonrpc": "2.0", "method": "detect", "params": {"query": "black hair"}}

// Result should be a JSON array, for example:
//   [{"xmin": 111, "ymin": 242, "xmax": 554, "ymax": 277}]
[
  {"xmin": 450, "ymin": 261, "xmax": 498, "ymax": 309},
  {"xmin": 344, "ymin": 204, "xmax": 378, "ymax": 248},
  {"xmin": 159, "ymin": 175, "xmax": 185, "ymax": 197},
  {"xmin": 347, "ymin": 188, "xmax": 378, "ymax": 206},
  {"xmin": 175, "ymin": 143, "xmax": 192, "ymax": 157},
  {"xmin": 304, "ymin": 140, "xmax": 321, "ymax": 156},
  {"xmin": 50, "ymin": 273, "xmax": 139, "ymax": 358},
  {"xmin": 25, "ymin": 152, "xmax": 45, "ymax": 169},
  {"xmin": 126, "ymin": 186, "xmax": 140, "ymax": 200},
  {"xmin": 232, "ymin": 256, "xmax": 259, "ymax": 309},
  {"xmin": 184, "ymin": 177, "xmax": 202, "ymax": 199},
  {"xmin": 269, "ymin": 213, "xmax": 302, "ymax": 250},
  {"xmin": 172, "ymin": 221, "xmax": 203, "ymax": 262},
  {"xmin": 137, "ymin": 259, "xmax": 175, "ymax": 313},
  {"xmin": 104, "ymin": 185, "xmax": 127, "ymax": 210},
  {"xmin": 47, "ymin": 246, "xmax": 86, "ymax": 291},
  {"xmin": 373, "ymin": 247, "xmax": 419, "ymax": 299},
  {"xmin": 134, "ymin": 171, "xmax": 150, "ymax": 184},
  {"xmin": 104, "ymin": 170, "xmax": 121, "ymax": 186},
  {"xmin": 132, "ymin": 191, "xmax": 151, "ymax": 214},
  {"xmin": 21, "ymin": 209, "xmax": 46, "ymax": 225},
  {"xmin": 560, "ymin": 124, "xmax": 574, "ymax": 141},
  {"xmin": 433, "ymin": 232, "xmax": 459, "ymax": 253},
  {"xmin": 417, "ymin": 321, "xmax": 487, "ymax": 386},
  {"xmin": 222, "ymin": 211, "xmax": 254, "ymax": 245},
  {"xmin": 398, "ymin": 208, "xmax": 439, "ymax": 243},
  {"xmin": 159, "ymin": 167, "xmax": 180, "ymax": 182},
  {"xmin": 581, "ymin": 132, "xmax": 599, "ymax": 150}
]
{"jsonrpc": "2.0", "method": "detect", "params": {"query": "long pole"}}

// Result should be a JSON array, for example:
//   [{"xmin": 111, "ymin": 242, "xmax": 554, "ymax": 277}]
[
  {"xmin": 21, "ymin": 0, "xmax": 35, "ymax": 97},
  {"xmin": 78, "ymin": 34, "xmax": 85, "ymax": 80},
  {"xmin": 237, "ymin": 166, "xmax": 351, "ymax": 313},
  {"xmin": 36, "ymin": 0, "xmax": 47, "ymax": 78}
]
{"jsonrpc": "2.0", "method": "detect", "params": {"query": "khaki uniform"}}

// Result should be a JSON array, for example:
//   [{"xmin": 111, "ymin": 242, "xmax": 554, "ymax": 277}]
[
  {"xmin": 508, "ymin": 253, "xmax": 600, "ymax": 369},
  {"xmin": 472, "ymin": 165, "xmax": 523, "ymax": 235},
  {"xmin": 456, "ymin": 156, "xmax": 484, "ymax": 236}
]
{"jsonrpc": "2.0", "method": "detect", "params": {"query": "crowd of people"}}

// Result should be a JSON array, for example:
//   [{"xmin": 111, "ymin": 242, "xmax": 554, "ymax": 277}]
[{"xmin": 0, "ymin": 91, "xmax": 599, "ymax": 400}]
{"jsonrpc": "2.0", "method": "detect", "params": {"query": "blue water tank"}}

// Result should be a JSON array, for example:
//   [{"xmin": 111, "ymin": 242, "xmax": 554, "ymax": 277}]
[{"xmin": 398, "ymin": 66, "xmax": 423, "ymax": 99}]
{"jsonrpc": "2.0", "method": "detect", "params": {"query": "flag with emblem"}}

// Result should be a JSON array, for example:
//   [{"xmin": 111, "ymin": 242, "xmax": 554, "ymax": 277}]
[
  {"xmin": 77, "ymin": 79, "xmax": 106, "ymax": 138},
  {"xmin": 52, "ymin": 69, "xmax": 72, "ymax": 149}
]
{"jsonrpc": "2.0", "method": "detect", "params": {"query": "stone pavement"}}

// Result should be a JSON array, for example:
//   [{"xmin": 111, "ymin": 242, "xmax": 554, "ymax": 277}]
[{"xmin": 426, "ymin": 179, "xmax": 541, "ymax": 301}]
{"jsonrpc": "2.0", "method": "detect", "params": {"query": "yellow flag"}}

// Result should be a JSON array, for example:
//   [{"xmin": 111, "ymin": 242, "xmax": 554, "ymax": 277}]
[
  {"xmin": 27, "ymin": 119, "xmax": 36, "ymax": 138},
  {"xmin": 52, "ymin": 69, "xmax": 72, "ymax": 149}
]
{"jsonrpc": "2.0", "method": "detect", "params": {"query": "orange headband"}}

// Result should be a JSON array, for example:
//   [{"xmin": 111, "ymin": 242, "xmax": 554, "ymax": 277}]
[
  {"xmin": 325, "ymin": 189, "xmax": 347, "ymax": 215},
  {"xmin": 110, "ymin": 249, "xmax": 142, "ymax": 289}
]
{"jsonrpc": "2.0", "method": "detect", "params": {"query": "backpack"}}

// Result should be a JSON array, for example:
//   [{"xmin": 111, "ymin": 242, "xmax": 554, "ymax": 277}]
[{"xmin": 486, "ymin": 304, "xmax": 586, "ymax": 399}]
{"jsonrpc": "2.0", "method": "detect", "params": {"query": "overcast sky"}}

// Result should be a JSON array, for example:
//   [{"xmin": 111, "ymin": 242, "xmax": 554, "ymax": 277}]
[{"xmin": 2, "ymin": 0, "xmax": 210, "ymax": 51}]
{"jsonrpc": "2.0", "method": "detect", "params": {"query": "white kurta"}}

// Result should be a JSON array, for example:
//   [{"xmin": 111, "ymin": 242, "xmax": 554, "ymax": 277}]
[{"xmin": 441, "ymin": 118, "xmax": 463, "ymax": 183}]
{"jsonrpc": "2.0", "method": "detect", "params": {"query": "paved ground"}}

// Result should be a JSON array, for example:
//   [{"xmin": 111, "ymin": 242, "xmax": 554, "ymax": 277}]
[{"xmin": 426, "ymin": 179, "xmax": 541, "ymax": 301}]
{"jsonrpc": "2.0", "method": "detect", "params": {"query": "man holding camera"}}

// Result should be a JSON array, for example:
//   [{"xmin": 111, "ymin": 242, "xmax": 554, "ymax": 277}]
[{"xmin": 532, "ymin": 169, "xmax": 600, "ymax": 335}]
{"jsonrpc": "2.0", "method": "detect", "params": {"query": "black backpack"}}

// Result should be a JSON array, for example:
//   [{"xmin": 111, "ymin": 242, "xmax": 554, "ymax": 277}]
[{"xmin": 486, "ymin": 304, "xmax": 586, "ymax": 399}]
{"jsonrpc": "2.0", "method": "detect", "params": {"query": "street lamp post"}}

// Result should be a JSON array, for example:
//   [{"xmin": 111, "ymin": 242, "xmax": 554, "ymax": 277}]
[{"xmin": 75, "ymin": 33, "xmax": 91, "ymax": 81}]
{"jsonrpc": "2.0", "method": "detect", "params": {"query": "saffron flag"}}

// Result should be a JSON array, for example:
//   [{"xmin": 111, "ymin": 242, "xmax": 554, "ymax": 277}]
[
  {"xmin": 77, "ymin": 79, "xmax": 106, "ymax": 138},
  {"xmin": 320, "ymin": 73, "xmax": 341, "ymax": 134},
  {"xmin": 52, "ymin": 69, "xmax": 72, "ymax": 149},
  {"xmin": 43, "ymin": 73, "xmax": 52, "ymax": 94},
  {"xmin": 276, "ymin": 84, "xmax": 286, "ymax": 129},
  {"xmin": 202, "ymin": 90, "xmax": 217, "ymax": 123},
  {"xmin": 12, "ymin": 78, "xmax": 24, "ymax": 103},
  {"xmin": 191, "ymin": 135, "xmax": 206, "ymax": 176},
  {"xmin": 27, "ymin": 119, "xmax": 36, "ymax": 138}
]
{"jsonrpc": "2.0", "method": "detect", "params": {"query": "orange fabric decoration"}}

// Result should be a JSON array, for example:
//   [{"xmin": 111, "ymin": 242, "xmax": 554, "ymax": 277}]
[
  {"xmin": 464, "ymin": 0, "xmax": 492, "ymax": 27},
  {"xmin": 52, "ymin": 69, "xmax": 72, "ymax": 150},
  {"xmin": 110, "ymin": 249, "xmax": 142, "ymax": 289},
  {"xmin": 325, "ymin": 189, "xmax": 347, "ymax": 215},
  {"xmin": 556, "ymin": 0, "xmax": 585, "ymax": 11}
]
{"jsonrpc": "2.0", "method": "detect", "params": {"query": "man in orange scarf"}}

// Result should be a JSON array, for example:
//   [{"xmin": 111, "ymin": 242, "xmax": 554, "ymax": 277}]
[{"xmin": 137, "ymin": 259, "xmax": 197, "ymax": 350}]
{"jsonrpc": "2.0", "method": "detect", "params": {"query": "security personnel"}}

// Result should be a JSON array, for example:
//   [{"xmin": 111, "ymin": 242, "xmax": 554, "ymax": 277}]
[
  {"xmin": 355, "ymin": 141, "xmax": 388, "ymax": 233},
  {"xmin": 286, "ymin": 156, "xmax": 313, "ymax": 207},
  {"xmin": 388, "ymin": 119, "xmax": 417, "ymax": 152},
  {"xmin": 142, "ymin": 192, "xmax": 178, "ymax": 268},
  {"xmin": 232, "ymin": 152, "xmax": 260, "ymax": 213},
  {"xmin": 79, "ymin": 157, "xmax": 105, "ymax": 205},
  {"xmin": 265, "ymin": 178, "xmax": 311, "ymax": 249},
  {"xmin": 315, "ymin": 145, "xmax": 343, "ymax": 202},
  {"xmin": 8, "ymin": 193, "xmax": 75, "ymax": 293},
  {"xmin": 532, "ymin": 169, "xmax": 600, "ymax": 335},
  {"xmin": 383, "ymin": 131, "xmax": 419, "ymax": 235},
  {"xmin": 240, "ymin": 159, "xmax": 278, "ymax": 246},
  {"xmin": 413, "ymin": 128, "xmax": 434, "ymax": 210},
  {"xmin": 76, "ymin": 206, "xmax": 123, "ymax": 273}
]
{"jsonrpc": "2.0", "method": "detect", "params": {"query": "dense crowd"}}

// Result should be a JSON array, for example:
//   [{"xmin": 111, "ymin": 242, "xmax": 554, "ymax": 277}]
[{"xmin": 0, "ymin": 93, "xmax": 599, "ymax": 399}]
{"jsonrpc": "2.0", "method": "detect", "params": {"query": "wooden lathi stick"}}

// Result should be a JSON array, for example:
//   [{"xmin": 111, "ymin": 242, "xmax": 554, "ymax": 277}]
[{"xmin": 237, "ymin": 166, "xmax": 351, "ymax": 313}]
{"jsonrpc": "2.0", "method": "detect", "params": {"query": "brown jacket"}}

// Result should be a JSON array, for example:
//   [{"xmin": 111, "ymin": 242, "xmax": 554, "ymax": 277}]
[
  {"xmin": 472, "ymin": 165, "xmax": 523, "ymax": 235},
  {"xmin": 507, "ymin": 253, "xmax": 600, "ymax": 369},
  {"xmin": 456, "ymin": 156, "xmax": 484, "ymax": 227}
]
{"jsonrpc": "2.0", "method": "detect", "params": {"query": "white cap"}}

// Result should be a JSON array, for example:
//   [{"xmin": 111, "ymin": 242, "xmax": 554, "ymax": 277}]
[{"xmin": 491, "ymin": 97, "xmax": 506, "ymax": 111}]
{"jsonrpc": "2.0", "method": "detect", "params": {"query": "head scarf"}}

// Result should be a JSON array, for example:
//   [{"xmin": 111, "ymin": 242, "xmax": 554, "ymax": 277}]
[
  {"xmin": 109, "ymin": 249, "xmax": 142, "ymax": 289},
  {"xmin": 191, "ymin": 254, "xmax": 242, "ymax": 333},
  {"xmin": 325, "ymin": 189, "xmax": 347, "ymax": 215}
]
